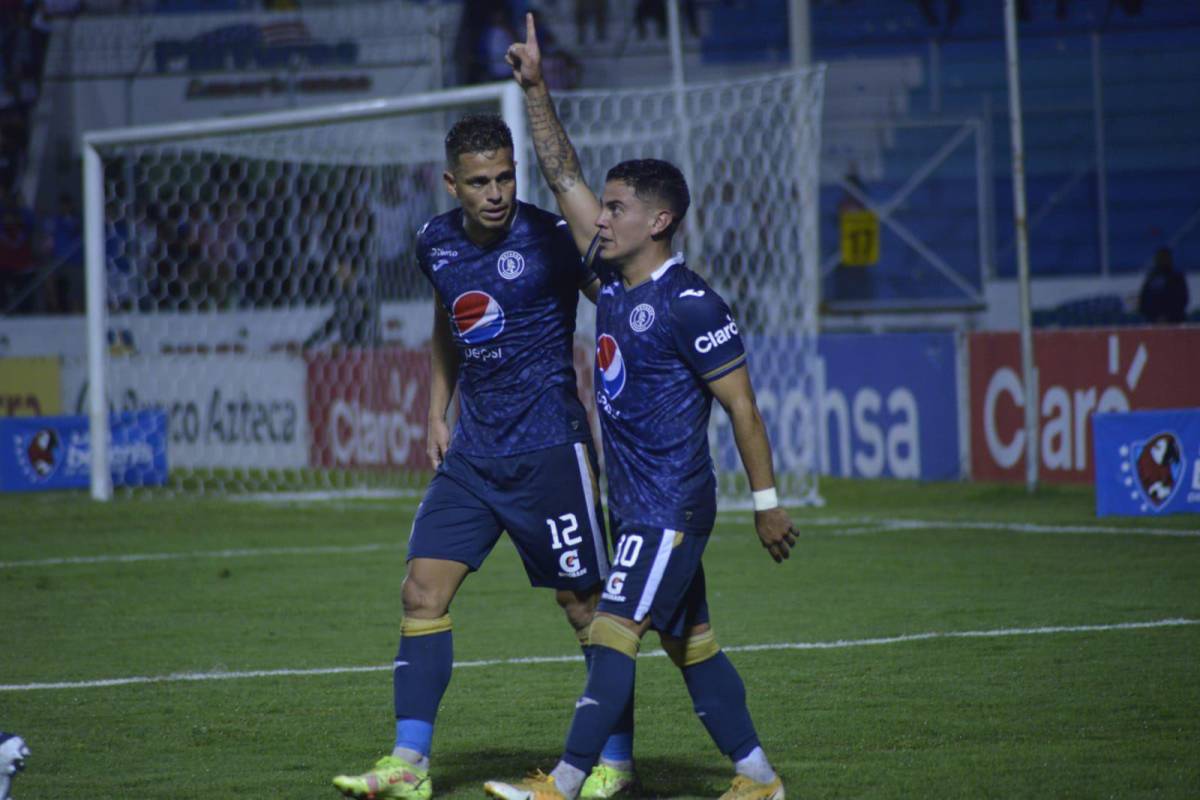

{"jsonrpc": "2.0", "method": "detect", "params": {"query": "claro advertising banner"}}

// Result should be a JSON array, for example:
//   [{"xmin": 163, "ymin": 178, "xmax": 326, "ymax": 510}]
[
  {"xmin": 969, "ymin": 328, "xmax": 1200, "ymax": 483},
  {"xmin": 306, "ymin": 347, "xmax": 431, "ymax": 471}
]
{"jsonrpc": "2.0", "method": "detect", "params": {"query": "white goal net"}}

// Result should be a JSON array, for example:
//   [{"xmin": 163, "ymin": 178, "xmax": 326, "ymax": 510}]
[{"xmin": 83, "ymin": 69, "xmax": 824, "ymax": 504}]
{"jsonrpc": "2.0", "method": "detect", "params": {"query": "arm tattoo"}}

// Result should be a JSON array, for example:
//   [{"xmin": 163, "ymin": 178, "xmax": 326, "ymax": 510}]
[{"xmin": 525, "ymin": 87, "xmax": 583, "ymax": 195}]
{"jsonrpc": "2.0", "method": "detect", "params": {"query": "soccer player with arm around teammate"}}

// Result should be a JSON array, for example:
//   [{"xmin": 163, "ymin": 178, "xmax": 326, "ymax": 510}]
[
  {"xmin": 484, "ymin": 14, "xmax": 798, "ymax": 800},
  {"xmin": 332, "ymin": 115, "xmax": 636, "ymax": 800}
]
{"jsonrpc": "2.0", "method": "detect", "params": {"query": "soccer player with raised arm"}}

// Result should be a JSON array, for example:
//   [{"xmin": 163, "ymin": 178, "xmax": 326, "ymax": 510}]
[
  {"xmin": 332, "ymin": 115, "xmax": 636, "ymax": 800},
  {"xmin": 483, "ymin": 15, "xmax": 799, "ymax": 800}
]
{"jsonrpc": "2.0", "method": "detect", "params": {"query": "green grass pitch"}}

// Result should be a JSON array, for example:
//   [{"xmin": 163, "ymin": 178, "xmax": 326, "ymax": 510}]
[{"xmin": 2, "ymin": 479, "xmax": 1198, "ymax": 798}]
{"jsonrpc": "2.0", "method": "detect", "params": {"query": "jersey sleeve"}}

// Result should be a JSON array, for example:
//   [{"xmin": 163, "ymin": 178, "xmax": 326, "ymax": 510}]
[
  {"xmin": 414, "ymin": 220, "xmax": 432, "ymax": 281},
  {"xmin": 552, "ymin": 219, "xmax": 595, "ymax": 289},
  {"xmin": 670, "ymin": 287, "xmax": 747, "ymax": 382}
]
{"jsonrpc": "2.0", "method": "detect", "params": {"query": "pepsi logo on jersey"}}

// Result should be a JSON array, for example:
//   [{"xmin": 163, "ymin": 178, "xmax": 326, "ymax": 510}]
[
  {"xmin": 452, "ymin": 291, "xmax": 505, "ymax": 362},
  {"xmin": 694, "ymin": 315, "xmax": 739, "ymax": 354},
  {"xmin": 596, "ymin": 334, "xmax": 626, "ymax": 399}
]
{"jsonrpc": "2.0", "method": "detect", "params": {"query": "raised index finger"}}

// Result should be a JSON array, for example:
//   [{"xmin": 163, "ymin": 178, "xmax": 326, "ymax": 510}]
[{"xmin": 525, "ymin": 11, "xmax": 538, "ymax": 47}]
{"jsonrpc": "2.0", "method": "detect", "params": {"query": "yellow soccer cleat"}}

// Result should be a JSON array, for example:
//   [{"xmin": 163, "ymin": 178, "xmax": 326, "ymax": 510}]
[
  {"xmin": 484, "ymin": 770, "xmax": 567, "ymax": 800},
  {"xmin": 718, "ymin": 773, "xmax": 785, "ymax": 800},
  {"xmin": 332, "ymin": 755, "xmax": 432, "ymax": 800},
  {"xmin": 580, "ymin": 763, "xmax": 638, "ymax": 799}
]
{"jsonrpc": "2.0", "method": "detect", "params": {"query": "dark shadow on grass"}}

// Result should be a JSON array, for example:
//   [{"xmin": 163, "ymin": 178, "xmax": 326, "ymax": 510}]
[{"xmin": 435, "ymin": 749, "xmax": 730, "ymax": 798}]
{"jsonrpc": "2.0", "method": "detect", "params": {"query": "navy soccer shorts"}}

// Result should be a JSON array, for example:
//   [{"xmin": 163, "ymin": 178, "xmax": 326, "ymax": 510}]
[
  {"xmin": 407, "ymin": 441, "xmax": 610, "ymax": 591},
  {"xmin": 597, "ymin": 526, "xmax": 711, "ymax": 638}
]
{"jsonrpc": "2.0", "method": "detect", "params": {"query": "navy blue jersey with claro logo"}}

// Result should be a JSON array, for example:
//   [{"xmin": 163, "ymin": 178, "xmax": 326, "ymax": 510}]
[
  {"xmin": 416, "ymin": 201, "xmax": 594, "ymax": 456},
  {"xmin": 593, "ymin": 254, "xmax": 747, "ymax": 535}
]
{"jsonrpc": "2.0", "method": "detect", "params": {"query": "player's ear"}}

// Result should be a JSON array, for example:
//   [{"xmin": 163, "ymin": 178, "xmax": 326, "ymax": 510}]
[
  {"xmin": 650, "ymin": 208, "xmax": 674, "ymax": 239},
  {"xmin": 442, "ymin": 169, "xmax": 459, "ymax": 200}
]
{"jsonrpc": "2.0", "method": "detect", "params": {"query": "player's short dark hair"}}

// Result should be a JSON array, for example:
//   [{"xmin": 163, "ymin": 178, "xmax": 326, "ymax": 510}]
[
  {"xmin": 444, "ymin": 114, "xmax": 514, "ymax": 169},
  {"xmin": 605, "ymin": 159, "xmax": 690, "ymax": 239}
]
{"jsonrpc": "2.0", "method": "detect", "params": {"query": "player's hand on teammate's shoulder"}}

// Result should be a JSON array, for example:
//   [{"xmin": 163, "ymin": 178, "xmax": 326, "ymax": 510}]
[
  {"xmin": 506, "ymin": 12, "xmax": 543, "ymax": 89},
  {"xmin": 754, "ymin": 506, "xmax": 797, "ymax": 564}
]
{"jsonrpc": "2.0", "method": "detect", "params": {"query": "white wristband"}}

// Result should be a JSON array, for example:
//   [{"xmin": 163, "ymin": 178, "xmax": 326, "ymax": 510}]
[{"xmin": 752, "ymin": 487, "xmax": 779, "ymax": 512}]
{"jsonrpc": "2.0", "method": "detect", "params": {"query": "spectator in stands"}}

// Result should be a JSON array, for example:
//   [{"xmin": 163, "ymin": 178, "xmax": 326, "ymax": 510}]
[
  {"xmin": 0, "ymin": 127, "xmax": 21, "ymax": 192},
  {"xmin": 529, "ymin": 10, "xmax": 581, "ymax": 90},
  {"xmin": 1138, "ymin": 246, "xmax": 1189, "ymax": 324},
  {"xmin": 302, "ymin": 256, "xmax": 377, "ymax": 351},
  {"xmin": 42, "ymin": 0, "xmax": 83, "ymax": 18},
  {"xmin": 455, "ymin": 0, "xmax": 515, "ymax": 85},
  {"xmin": 39, "ymin": 191, "xmax": 83, "ymax": 313},
  {"xmin": 913, "ymin": 0, "xmax": 961, "ymax": 35},
  {"xmin": 104, "ymin": 199, "xmax": 134, "ymax": 311},
  {"xmin": 480, "ymin": 7, "xmax": 520, "ymax": 82},
  {"xmin": 635, "ymin": 0, "xmax": 697, "ymax": 39},
  {"xmin": 0, "ymin": 204, "xmax": 34, "ymax": 313},
  {"xmin": 574, "ymin": 0, "xmax": 607, "ymax": 43}
]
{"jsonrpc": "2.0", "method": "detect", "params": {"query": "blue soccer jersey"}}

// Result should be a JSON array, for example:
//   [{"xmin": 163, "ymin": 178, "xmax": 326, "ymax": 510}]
[
  {"xmin": 593, "ymin": 254, "xmax": 747, "ymax": 535},
  {"xmin": 416, "ymin": 201, "xmax": 595, "ymax": 456}
]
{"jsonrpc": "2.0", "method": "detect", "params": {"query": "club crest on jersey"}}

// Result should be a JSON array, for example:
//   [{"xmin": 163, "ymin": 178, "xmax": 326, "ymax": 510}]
[
  {"xmin": 453, "ymin": 290, "xmax": 505, "ymax": 344},
  {"xmin": 596, "ymin": 334, "xmax": 626, "ymax": 399},
  {"xmin": 629, "ymin": 303, "xmax": 655, "ymax": 332},
  {"xmin": 497, "ymin": 250, "xmax": 525, "ymax": 280}
]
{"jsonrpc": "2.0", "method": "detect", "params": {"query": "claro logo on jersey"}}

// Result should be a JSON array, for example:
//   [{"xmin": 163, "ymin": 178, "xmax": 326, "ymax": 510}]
[
  {"xmin": 694, "ymin": 315, "xmax": 739, "ymax": 354},
  {"xmin": 596, "ymin": 333, "xmax": 626, "ymax": 398},
  {"xmin": 453, "ymin": 290, "xmax": 505, "ymax": 360}
]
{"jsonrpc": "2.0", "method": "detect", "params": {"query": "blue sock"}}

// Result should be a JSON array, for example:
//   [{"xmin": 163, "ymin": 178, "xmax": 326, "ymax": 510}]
[
  {"xmin": 393, "ymin": 623, "xmax": 453, "ymax": 757},
  {"xmin": 564, "ymin": 646, "xmax": 637, "ymax": 773},
  {"xmin": 395, "ymin": 719, "xmax": 434, "ymax": 757},
  {"xmin": 584, "ymin": 645, "xmax": 636, "ymax": 763},
  {"xmin": 682, "ymin": 651, "xmax": 760, "ymax": 761}
]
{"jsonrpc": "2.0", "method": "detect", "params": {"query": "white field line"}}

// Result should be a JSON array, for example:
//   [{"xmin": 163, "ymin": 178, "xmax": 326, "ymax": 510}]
[
  {"xmin": 2, "ymin": 617, "xmax": 1194, "ymax": 693},
  {"xmin": 3, "ymin": 516, "xmax": 1195, "ymax": 571},
  {"xmin": 234, "ymin": 488, "xmax": 424, "ymax": 504},
  {"xmin": 716, "ymin": 514, "xmax": 1200, "ymax": 538},
  {"xmin": 0, "ymin": 543, "xmax": 400, "ymax": 570}
]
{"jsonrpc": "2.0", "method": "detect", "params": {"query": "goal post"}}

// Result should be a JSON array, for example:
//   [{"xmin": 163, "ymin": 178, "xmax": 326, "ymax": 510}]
[
  {"xmin": 82, "ymin": 82, "xmax": 528, "ymax": 500},
  {"xmin": 81, "ymin": 68, "xmax": 824, "ymax": 505}
]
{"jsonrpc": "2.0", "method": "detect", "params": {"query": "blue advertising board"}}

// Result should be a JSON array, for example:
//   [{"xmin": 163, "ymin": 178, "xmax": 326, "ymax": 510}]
[
  {"xmin": 0, "ymin": 411, "xmax": 169, "ymax": 492},
  {"xmin": 818, "ymin": 332, "xmax": 961, "ymax": 480},
  {"xmin": 712, "ymin": 332, "xmax": 962, "ymax": 481},
  {"xmin": 1094, "ymin": 409, "xmax": 1200, "ymax": 517}
]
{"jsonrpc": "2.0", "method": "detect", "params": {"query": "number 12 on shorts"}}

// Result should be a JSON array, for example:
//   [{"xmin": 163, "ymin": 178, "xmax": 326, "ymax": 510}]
[{"xmin": 546, "ymin": 514, "xmax": 582, "ymax": 549}]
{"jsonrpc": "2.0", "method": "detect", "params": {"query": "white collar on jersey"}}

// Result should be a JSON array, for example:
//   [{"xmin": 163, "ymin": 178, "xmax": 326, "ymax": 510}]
[{"xmin": 651, "ymin": 252, "xmax": 685, "ymax": 281}]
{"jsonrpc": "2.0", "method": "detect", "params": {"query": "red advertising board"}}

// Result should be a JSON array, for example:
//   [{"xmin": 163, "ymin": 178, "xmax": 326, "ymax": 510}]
[
  {"xmin": 307, "ymin": 347, "xmax": 431, "ymax": 470},
  {"xmin": 969, "ymin": 327, "xmax": 1200, "ymax": 483}
]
